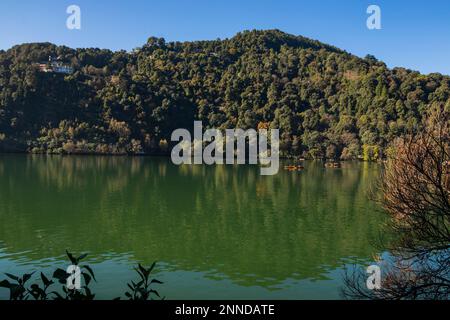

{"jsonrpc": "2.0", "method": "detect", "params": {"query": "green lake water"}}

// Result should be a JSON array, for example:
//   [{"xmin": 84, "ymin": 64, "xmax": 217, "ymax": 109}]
[{"xmin": 0, "ymin": 155, "xmax": 387, "ymax": 299}]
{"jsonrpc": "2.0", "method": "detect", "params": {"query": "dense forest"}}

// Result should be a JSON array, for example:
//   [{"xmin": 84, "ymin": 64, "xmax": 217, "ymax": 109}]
[{"xmin": 0, "ymin": 29, "xmax": 449, "ymax": 160}]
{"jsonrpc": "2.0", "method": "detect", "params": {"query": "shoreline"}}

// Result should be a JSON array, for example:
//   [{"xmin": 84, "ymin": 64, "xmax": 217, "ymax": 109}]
[{"xmin": 0, "ymin": 151, "xmax": 384, "ymax": 163}]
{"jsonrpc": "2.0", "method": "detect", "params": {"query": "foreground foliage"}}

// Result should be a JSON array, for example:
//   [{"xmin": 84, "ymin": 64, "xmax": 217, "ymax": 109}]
[
  {"xmin": 0, "ymin": 251, "xmax": 163, "ymax": 300},
  {"xmin": 343, "ymin": 105, "xmax": 450, "ymax": 299}
]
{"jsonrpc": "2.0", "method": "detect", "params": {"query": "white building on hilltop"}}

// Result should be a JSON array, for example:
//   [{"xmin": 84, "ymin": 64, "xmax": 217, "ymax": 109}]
[{"xmin": 38, "ymin": 56, "xmax": 73, "ymax": 74}]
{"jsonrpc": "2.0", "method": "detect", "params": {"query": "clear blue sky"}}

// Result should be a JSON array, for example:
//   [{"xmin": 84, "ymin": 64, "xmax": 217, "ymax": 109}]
[{"xmin": 1, "ymin": 0, "xmax": 449, "ymax": 75}]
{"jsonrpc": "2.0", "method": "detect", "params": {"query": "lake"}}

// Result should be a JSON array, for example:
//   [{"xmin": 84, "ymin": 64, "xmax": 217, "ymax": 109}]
[{"xmin": 0, "ymin": 155, "xmax": 387, "ymax": 299}]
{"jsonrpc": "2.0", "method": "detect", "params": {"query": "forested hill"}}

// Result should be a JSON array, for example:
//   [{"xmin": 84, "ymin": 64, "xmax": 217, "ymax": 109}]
[{"xmin": 0, "ymin": 29, "xmax": 449, "ymax": 159}]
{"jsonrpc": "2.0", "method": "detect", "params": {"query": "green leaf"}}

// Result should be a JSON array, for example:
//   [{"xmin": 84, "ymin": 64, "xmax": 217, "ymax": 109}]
[
  {"xmin": 22, "ymin": 272, "xmax": 34, "ymax": 284},
  {"xmin": 81, "ymin": 265, "xmax": 96, "ymax": 282},
  {"xmin": 148, "ymin": 262, "xmax": 156, "ymax": 273},
  {"xmin": 53, "ymin": 268, "xmax": 68, "ymax": 284},
  {"xmin": 150, "ymin": 279, "xmax": 163, "ymax": 285},
  {"xmin": 66, "ymin": 250, "xmax": 77, "ymax": 265},
  {"xmin": 82, "ymin": 273, "xmax": 92, "ymax": 286},
  {"xmin": 149, "ymin": 289, "xmax": 161, "ymax": 298},
  {"xmin": 30, "ymin": 284, "xmax": 40, "ymax": 290},
  {"xmin": 138, "ymin": 264, "xmax": 148, "ymax": 278},
  {"xmin": 77, "ymin": 253, "xmax": 88, "ymax": 262},
  {"xmin": 0, "ymin": 279, "xmax": 11, "ymax": 289},
  {"xmin": 50, "ymin": 291, "xmax": 65, "ymax": 300},
  {"xmin": 28, "ymin": 284, "xmax": 45, "ymax": 300},
  {"xmin": 134, "ymin": 267, "xmax": 144, "ymax": 280},
  {"xmin": 41, "ymin": 272, "xmax": 53, "ymax": 287},
  {"xmin": 83, "ymin": 286, "xmax": 95, "ymax": 300},
  {"xmin": 4, "ymin": 273, "xmax": 19, "ymax": 281},
  {"xmin": 10, "ymin": 284, "xmax": 26, "ymax": 300}
]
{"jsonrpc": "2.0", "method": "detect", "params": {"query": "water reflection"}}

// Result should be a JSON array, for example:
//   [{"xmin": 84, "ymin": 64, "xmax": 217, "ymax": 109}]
[{"xmin": 0, "ymin": 155, "xmax": 385, "ymax": 298}]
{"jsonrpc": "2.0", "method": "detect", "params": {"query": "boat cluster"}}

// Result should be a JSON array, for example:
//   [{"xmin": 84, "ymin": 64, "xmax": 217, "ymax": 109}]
[
  {"xmin": 324, "ymin": 161, "xmax": 341, "ymax": 168},
  {"xmin": 283, "ymin": 160, "xmax": 343, "ymax": 173},
  {"xmin": 283, "ymin": 165, "xmax": 305, "ymax": 172}
]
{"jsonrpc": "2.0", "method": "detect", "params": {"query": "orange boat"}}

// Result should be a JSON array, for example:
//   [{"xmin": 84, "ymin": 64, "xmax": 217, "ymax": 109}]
[
  {"xmin": 325, "ymin": 162, "xmax": 341, "ymax": 168},
  {"xmin": 284, "ymin": 165, "xmax": 304, "ymax": 171}
]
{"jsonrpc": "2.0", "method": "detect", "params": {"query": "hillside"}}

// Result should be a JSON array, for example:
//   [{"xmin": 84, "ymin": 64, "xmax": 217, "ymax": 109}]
[{"xmin": 0, "ymin": 29, "xmax": 449, "ymax": 159}]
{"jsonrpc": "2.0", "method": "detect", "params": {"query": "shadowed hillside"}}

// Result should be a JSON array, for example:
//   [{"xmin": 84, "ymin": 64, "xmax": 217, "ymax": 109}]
[{"xmin": 0, "ymin": 29, "xmax": 449, "ymax": 159}]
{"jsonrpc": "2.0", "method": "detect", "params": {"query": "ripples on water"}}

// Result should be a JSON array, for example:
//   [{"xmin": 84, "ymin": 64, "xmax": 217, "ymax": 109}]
[{"xmin": 0, "ymin": 155, "xmax": 387, "ymax": 299}]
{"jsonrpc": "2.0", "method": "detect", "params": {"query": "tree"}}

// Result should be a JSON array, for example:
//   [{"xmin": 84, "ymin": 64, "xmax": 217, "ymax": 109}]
[
  {"xmin": 343, "ymin": 104, "xmax": 450, "ymax": 299},
  {"xmin": 0, "ymin": 31, "xmax": 449, "ymax": 158}
]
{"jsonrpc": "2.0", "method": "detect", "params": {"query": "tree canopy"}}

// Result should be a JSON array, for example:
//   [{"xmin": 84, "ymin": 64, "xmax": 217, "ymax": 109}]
[{"xmin": 1, "ymin": 29, "xmax": 449, "ymax": 159}]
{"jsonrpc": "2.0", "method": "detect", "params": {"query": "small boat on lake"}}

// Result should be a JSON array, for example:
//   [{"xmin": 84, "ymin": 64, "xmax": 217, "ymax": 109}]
[
  {"xmin": 284, "ymin": 165, "xmax": 305, "ymax": 172},
  {"xmin": 324, "ymin": 161, "xmax": 341, "ymax": 168}
]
